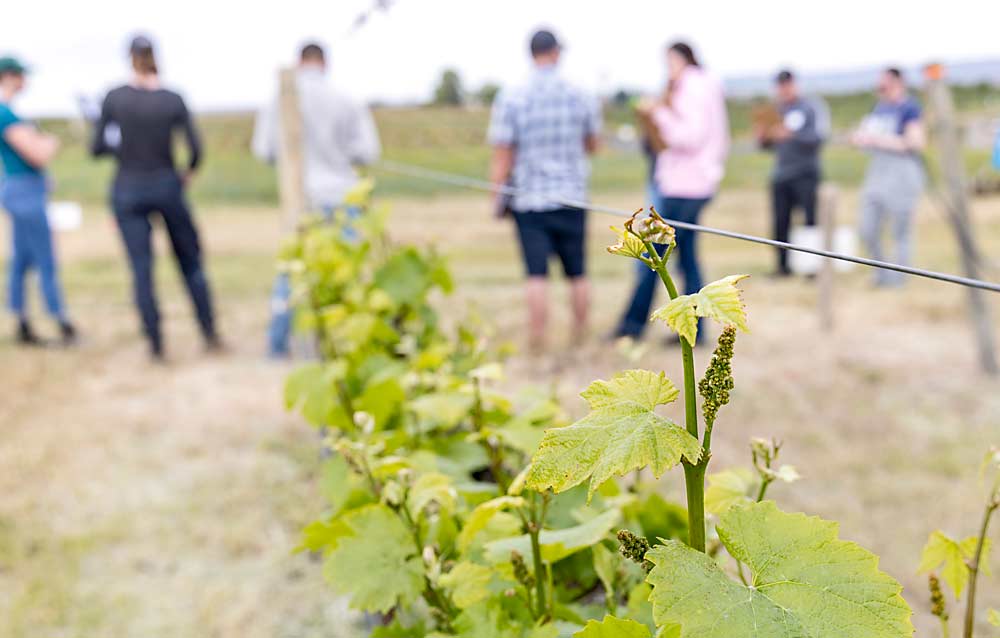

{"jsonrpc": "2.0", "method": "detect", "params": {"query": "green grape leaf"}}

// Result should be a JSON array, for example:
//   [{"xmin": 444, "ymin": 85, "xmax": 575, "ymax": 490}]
[
  {"xmin": 450, "ymin": 599, "xmax": 527, "ymax": 638},
  {"xmin": 407, "ymin": 472, "xmax": 456, "ymax": 516},
  {"xmin": 284, "ymin": 362, "xmax": 348, "ymax": 428},
  {"xmin": 574, "ymin": 615, "xmax": 651, "ymax": 638},
  {"xmin": 593, "ymin": 543, "xmax": 619, "ymax": 602},
  {"xmin": 526, "ymin": 370, "xmax": 700, "ymax": 500},
  {"xmin": 356, "ymin": 377, "xmax": 406, "ymax": 430},
  {"xmin": 507, "ymin": 465, "xmax": 530, "ymax": 496},
  {"xmin": 988, "ymin": 609, "xmax": 1000, "ymax": 627},
  {"xmin": 410, "ymin": 391, "xmax": 476, "ymax": 430},
  {"xmin": 439, "ymin": 561, "xmax": 494, "ymax": 609},
  {"xmin": 918, "ymin": 531, "xmax": 991, "ymax": 600},
  {"xmin": 371, "ymin": 619, "xmax": 430, "ymax": 637},
  {"xmin": 374, "ymin": 248, "xmax": 433, "ymax": 306},
  {"xmin": 704, "ymin": 468, "xmax": 755, "ymax": 516},
  {"xmin": 323, "ymin": 505, "xmax": 424, "ymax": 613},
  {"xmin": 470, "ymin": 362, "xmax": 505, "ymax": 382},
  {"xmin": 528, "ymin": 625, "xmax": 561, "ymax": 638},
  {"xmin": 319, "ymin": 454, "xmax": 374, "ymax": 517},
  {"xmin": 651, "ymin": 275, "xmax": 750, "ymax": 345},
  {"xmin": 695, "ymin": 275, "xmax": 750, "ymax": 331},
  {"xmin": 485, "ymin": 508, "xmax": 621, "ymax": 563},
  {"xmin": 647, "ymin": 501, "xmax": 912, "ymax": 638},
  {"xmin": 650, "ymin": 297, "xmax": 699, "ymax": 346},
  {"xmin": 608, "ymin": 225, "xmax": 650, "ymax": 261},
  {"xmin": 632, "ymin": 492, "xmax": 688, "ymax": 544},
  {"xmin": 626, "ymin": 582, "xmax": 654, "ymax": 630},
  {"xmin": 296, "ymin": 518, "xmax": 351, "ymax": 554},
  {"xmin": 457, "ymin": 496, "xmax": 525, "ymax": 552},
  {"xmin": 343, "ymin": 176, "xmax": 375, "ymax": 207}
]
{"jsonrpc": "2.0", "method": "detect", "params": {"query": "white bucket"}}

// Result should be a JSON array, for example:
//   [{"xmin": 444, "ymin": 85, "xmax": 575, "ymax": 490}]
[
  {"xmin": 788, "ymin": 226, "xmax": 858, "ymax": 275},
  {"xmin": 47, "ymin": 201, "xmax": 83, "ymax": 232}
]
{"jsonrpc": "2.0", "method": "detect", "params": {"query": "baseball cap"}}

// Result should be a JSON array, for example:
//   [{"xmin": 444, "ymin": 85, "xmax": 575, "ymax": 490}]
[
  {"xmin": 530, "ymin": 30, "xmax": 560, "ymax": 56},
  {"xmin": 775, "ymin": 69, "xmax": 795, "ymax": 84},
  {"xmin": 129, "ymin": 35, "xmax": 155, "ymax": 55},
  {"xmin": 0, "ymin": 56, "xmax": 28, "ymax": 76}
]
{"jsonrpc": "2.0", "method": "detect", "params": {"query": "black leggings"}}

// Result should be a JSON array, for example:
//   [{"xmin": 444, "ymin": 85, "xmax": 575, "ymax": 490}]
[{"xmin": 112, "ymin": 170, "xmax": 216, "ymax": 350}]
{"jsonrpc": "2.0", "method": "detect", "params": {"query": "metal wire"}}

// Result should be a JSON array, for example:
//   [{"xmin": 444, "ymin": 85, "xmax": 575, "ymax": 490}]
[{"xmin": 375, "ymin": 159, "xmax": 1000, "ymax": 294}]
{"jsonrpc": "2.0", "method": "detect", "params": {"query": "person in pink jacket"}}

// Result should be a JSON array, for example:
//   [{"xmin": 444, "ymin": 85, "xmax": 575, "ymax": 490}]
[{"xmin": 613, "ymin": 42, "xmax": 729, "ymax": 343}]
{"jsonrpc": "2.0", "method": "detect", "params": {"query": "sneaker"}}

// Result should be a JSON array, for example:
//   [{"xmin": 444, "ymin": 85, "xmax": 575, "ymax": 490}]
[
  {"xmin": 17, "ymin": 319, "xmax": 43, "ymax": 346},
  {"xmin": 59, "ymin": 320, "xmax": 78, "ymax": 346}
]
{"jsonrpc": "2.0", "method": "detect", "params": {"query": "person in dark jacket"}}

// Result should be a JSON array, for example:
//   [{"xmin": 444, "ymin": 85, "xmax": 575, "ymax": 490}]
[
  {"xmin": 755, "ymin": 69, "xmax": 829, "ymax": 276},
  {"xmin": 92, "ymin": 35, "xmax": 220, "ymax": 360}
]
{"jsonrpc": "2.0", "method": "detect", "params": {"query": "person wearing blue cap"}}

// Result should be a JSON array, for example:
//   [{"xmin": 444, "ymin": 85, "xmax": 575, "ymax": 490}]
[{"xmin": 0, "ymin": 55, "xmax": 77, "ymax": 346}]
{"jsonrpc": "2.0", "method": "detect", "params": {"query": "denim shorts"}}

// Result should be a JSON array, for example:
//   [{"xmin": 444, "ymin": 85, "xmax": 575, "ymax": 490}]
[{"xmin": 512, "ymin": 207, "xmax": 586, "ymax": 278}]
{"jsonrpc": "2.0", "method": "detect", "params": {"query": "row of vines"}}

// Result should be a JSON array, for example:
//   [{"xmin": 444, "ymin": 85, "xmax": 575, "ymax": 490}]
[{"xmin": 281, "ymin": 182, "xmax": 1000, "ymax": 637}]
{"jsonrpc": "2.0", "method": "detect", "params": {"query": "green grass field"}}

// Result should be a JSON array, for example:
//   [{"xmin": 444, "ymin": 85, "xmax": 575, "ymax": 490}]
[{"xmin": 38, "ymin": 84, "xmax": 1000, "ymax": 208}]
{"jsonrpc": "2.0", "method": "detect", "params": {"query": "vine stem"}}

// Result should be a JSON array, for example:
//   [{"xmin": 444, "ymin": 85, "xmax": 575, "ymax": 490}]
[
  {"xmin": 472, "ymin": 378, "xmax": 509, "ymax": 493},
  {"xmin": 648, "ymin": 243, "xmax": 707, "ymax": 553},
  {"xmin": 755, "ymin": 477, "xmax": 773, "ymax": 503},
  {"xmin": 308, "ymin": 292, "xmax": 357, "ymax": 431},
  {"xmin": 527, "ymin": 492, "xmax": 551, "ymax": 620},
  {"xmin": 963, "ymin": 498, "xmax": 998, "ymax": 638},
  {"xmin": 399, "ymin": 501, "xmax": 456, "ymax": 630}
]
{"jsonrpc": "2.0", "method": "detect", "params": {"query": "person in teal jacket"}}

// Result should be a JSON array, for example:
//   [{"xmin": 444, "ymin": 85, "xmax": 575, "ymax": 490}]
[{"xmin": 0, "ymin": 56, "xmax": 76, "ymax": 346}]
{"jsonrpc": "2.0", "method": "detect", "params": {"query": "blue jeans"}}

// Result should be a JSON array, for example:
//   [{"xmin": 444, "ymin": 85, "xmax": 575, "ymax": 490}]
[
  {"xmin": 1, "ymin": 174, "xmax": 65, "ymax": 319},
  {"xmin": 268, "ymin": 206, "xmax": 360, "ymax": 357},
  {"xmin": 616, "ymin": 194, "xmax": 710, "ymax": 339}
]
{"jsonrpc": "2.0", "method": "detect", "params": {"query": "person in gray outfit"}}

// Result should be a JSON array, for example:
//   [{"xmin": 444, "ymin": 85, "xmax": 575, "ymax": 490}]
[
  {"xmin": 852, "ymin": 67, "xmax": 926, "ymax": 287},
  {"xmin": 756, "ymin": 70, "xmax": 829, "ymax": 276}
]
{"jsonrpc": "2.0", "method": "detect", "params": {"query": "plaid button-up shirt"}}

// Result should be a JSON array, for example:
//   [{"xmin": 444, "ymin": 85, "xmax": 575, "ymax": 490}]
[{"xmin": 488, "ymin": 65, "xmax": 602, "ymax": 212}]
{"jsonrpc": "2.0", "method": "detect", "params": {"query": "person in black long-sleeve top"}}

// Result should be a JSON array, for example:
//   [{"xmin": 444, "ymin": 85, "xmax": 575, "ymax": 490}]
[{"xmin": 92, "ymin": 35, "xmax": 219, "ymax": 360}]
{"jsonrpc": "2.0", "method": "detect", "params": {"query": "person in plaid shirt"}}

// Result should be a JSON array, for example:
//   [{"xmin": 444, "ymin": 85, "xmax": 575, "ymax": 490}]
[{"xmin": 488, "ymin": 29, "xmax": 602, "ymax": 352}]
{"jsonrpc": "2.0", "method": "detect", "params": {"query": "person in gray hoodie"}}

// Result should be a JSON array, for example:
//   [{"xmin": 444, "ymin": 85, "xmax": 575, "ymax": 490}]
[
  {"xmin": 756, "ymin": 70, "xmax": 830, "ymax": 276},
  {"xmin": 252, "ymin": 42, "xmax": 381, "ymax": 357}
]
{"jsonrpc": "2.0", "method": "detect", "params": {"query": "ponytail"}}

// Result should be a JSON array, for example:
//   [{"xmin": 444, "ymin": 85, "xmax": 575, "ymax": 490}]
[
  {"xmin": 667, "ymin": 42, "xmax": 700, "ymax": 68},
  {"xmin": 132, "ymin": 48, "xmax": 157, "ymax": 75}
]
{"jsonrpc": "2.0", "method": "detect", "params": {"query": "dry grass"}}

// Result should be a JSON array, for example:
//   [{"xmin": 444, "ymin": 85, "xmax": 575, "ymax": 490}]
[{"xmin": 1, "ymin": 188, "xmax": 1000, "ymax": 636}]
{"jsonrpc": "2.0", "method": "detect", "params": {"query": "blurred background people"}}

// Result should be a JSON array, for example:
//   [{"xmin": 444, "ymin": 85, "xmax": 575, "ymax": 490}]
[
  {"xmin": 756, "ymin": 69, "xmax": 830, "ymax": 277},
  {"xmin": 0, "ymin": 56, "xmax": 76, "ymax": 346},
  {"xmin": 252, "ymin": 42, "xmax": 382, "ymax": 358},
  {"xmin": 852, "ymin": 67, "xmax": 926, "ymax": 287},
  {"xmin": 488, "ymin": 29, "xmax": 601, "ymax": 352},
  {"xmin": 613, "ymin": 42, "xmax": 729, "ymax": 342},
  {"xmin": 91, "ymin": 35, "xmax": 220, "ymax": 361}
]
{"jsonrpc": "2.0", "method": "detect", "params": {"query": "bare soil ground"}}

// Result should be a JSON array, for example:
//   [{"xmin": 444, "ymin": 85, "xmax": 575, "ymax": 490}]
[{"xmin": 2, "ymin": 189, "xmax": 1000, "ymax": 637}]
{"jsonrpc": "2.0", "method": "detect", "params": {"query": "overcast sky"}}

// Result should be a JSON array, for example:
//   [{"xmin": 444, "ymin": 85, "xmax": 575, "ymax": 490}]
[{"xmin": 3, "ymin": 0, "xmax": 998, "ymax": 116}]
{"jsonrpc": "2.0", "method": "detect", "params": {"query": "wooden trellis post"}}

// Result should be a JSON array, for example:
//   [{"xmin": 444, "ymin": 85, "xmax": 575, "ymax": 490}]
[
  {"xmin": 277, "ymin": 67, "xmax": 307, "ymax": 229},
  {"xmin": 817, "ymin": 183, "xmax": 838, "ymax": 332},
  {"xmin": 924, "ymin": 63, "xmax": 998, "ymax": 375}
]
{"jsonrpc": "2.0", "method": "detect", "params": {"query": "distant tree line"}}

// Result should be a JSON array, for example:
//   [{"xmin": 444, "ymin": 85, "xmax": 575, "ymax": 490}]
[{"xmin": 430, "ymin": 68, "xmax": 501, "ymax": 107}]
